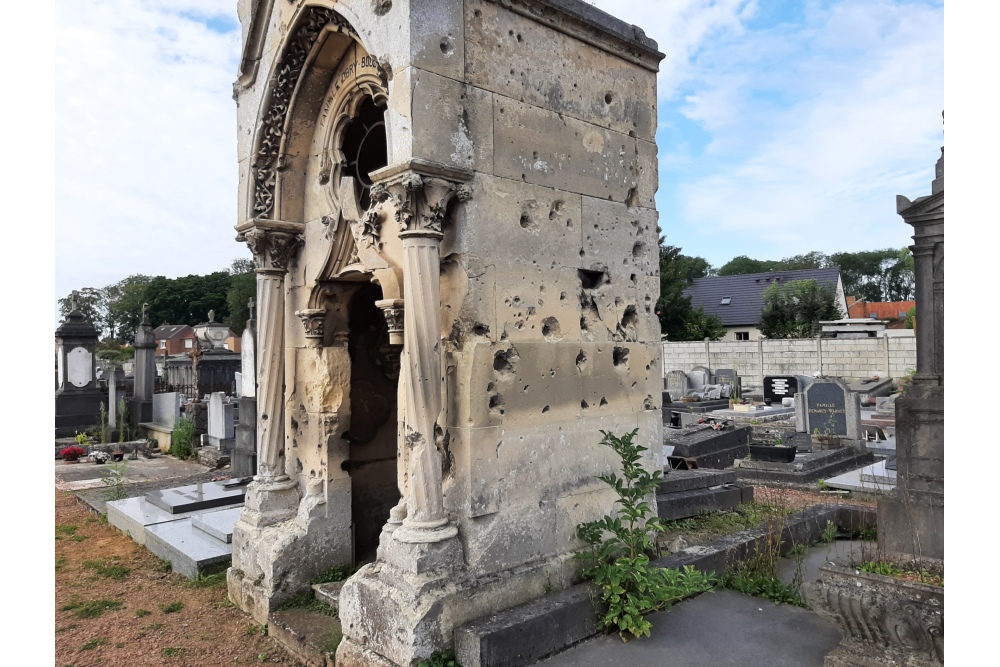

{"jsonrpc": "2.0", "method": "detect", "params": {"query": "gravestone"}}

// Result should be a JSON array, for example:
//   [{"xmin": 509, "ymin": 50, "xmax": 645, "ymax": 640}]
[
  {"xmin": 152, "ymin": 392, "xmax": 182, "ymax": 428},
  {"xmin": 233, "ymin": 306, "xmax": 257, "ymax": 478},
  {"xmin": 687, "ymin": 366, "xmax": 711, "ymax": 391},
  {"xmin": 803, "ymin": 378, "xmax": 861, "ymax": 443},
  {"xmin": 131, "ymin": 304, "xmax": 156, "ymax": 427},
  {"xmin": 54, "ymin": 295, "xmax": 104, "ymax": 437},
  {"xmin": 665, "ymin": 370, "xmax": 689, "ymax": 400},
  {"xmin": 234, "ymin": 372, "xmax": 242, "ymax": 399},
  {"xmin": 106, "ymin": 365, "xmax": 121, "ymax": 441},
  {"xmin": 764, "ymin": 376, "xmax": 799, "ymax": 405},
  {"xmin": 207, "ymin": 392, "xmax": 236, "ymax": 451}
]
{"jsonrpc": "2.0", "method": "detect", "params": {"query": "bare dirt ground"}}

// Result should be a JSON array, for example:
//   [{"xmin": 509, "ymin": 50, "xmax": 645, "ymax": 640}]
[{"xmin": 55, "ymin": 490, "xmax": 298, "ymax": 667}]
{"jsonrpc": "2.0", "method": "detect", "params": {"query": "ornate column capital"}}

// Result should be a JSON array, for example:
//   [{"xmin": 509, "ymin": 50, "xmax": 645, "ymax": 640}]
[
  {"xmin": 236, "ymin": 220, "xmax": 305, "ymax": 274},
  {"xmin": 295, "ymin": 308, "xmax": 326, "ymax": 341},
  {"xmin": 370, "ymin": 159, "xmax": 473, "ymax": 239}
]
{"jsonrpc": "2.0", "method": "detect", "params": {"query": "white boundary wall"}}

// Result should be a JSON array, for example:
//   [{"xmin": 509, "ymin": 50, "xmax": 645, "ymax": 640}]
[{"xmin": 661, "ymin": 336, "xmax": 916, "ymax": 394}]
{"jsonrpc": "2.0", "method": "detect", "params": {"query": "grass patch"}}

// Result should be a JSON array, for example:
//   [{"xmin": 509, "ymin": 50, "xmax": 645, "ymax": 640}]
[
  {"xmin": 160, "ymin": 601, "xmax": 184, "ymax": 614},
  {"xmin": 62, "ymin": 598, "xmax": 124, "ymax": 619},
  {"xmin": 82, "ymin": 558, "xmax": 130, "ymax": 580},
  {"xmin": 161, "ymin": 647, "xmax": 185, "ymax": 657},
  {"xmin": 182, "ymin": 570, "xmax": 228, "ymax": 589},
  {"xmin": 856, "ymin": 560, "xmax": 943, "ymax": 586},
  {"xmin": 155, "ymin": 558, "xmax": 173, "ymax": 573},
  {"xmin": 277, "ymin": 592, "xmax": 338, "ymax": 617},
  {"xmin": 719, "ymin": 566, "xmax": 805, "ymax": 607},
  {"xmin": 81, "ymin": 637, "xmax": 110, "ymax": 651},
  {"xmin": 310, "ymin": 564, "xmax": 360, "ymax": 585},
  {"xmin": 145, "ymin": 622, "xmax": 165, "ymax": 631},
  {"xmin": 56, "ymin": 524, "xmax": 79, "ymax": 536},
  {"xmin": 135, "ymin": 609, "xmax": 151, "ymax": 618},
  {"xmin": 71, "ymin": 535, "xmax": 87, "ymax": 542},
  {"xmin": 660, "ymin": 502, "xmax": 796, "ymax": 545},
  {"xmin": 56, "ymin": 624, "xmax": 79, "ymax": 634},
  {"xmin": 55, "ymin": 556, "xmax": 67, "ymax": 571}
]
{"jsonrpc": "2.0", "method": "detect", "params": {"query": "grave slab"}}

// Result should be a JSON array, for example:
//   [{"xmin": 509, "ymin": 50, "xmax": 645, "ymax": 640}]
[
  {"xmin": 144, "ymin": 480, "xmax": 246, "ymax": 514},
  {"xmin": 106, "ymin": 496, "xmax": 217, "ymax": 546},
  {"xmin": 191, "ymin": 506, "xmax": 242, "ymax": 543},
  {"xmin": 734, "ymin": 448, "xmax": 876, "ymax": 485},
  {"xmin": 144, "ymin": 517, "xmax": 233, "ymax": 579}
]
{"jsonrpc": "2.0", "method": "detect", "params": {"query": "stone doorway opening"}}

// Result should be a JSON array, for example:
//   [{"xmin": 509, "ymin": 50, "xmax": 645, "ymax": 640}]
[{"xmin": 344, "ymin": 282, "xmax": 400, "ymax": 563}]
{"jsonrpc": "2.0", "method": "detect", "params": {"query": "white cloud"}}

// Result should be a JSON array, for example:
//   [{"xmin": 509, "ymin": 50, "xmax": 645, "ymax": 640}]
[
  {"xmin": 55, "ymin": 0, "xmax": 243, "ymax": 303},
  {"xmin": 676, "ymin": 0, "xmax": 943, "ymax": 256}
]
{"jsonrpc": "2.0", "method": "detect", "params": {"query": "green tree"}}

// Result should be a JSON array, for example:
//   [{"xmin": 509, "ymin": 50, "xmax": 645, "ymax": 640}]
[
  {"xmin": 225, "ymin": 270, "xmax": 256, "ymax": 335},
  {"xmin": 828, "ymin": 248, "xmax": 913, "ymax": 303},
  {"xmin": 144, "ymin": 272, "xmax": 233, "ymax": 327},
  {"xmin": 758, "ymin": 279, "xmax": 842, "ymax": 339},
  {"xmin": 717, "ymin": 251, "xmax": 829, "ymax": 276},
  {"xmin": 58, "ymin": 288, "xmax": 106, "ymax": 333},
  {"xmin": 656, "ymin": 241, "xmax": 723, "ymax": 341},
  {"xmin": 104, "ymin": 274, "xmax": 154, "ymax": 341},
  {"xmin": 717, "ymin": 255, "xmax": 774, "ymax": 276}
]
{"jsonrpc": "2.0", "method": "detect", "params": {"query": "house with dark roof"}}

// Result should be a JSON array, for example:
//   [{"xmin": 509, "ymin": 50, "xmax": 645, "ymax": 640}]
[{"xmin": 683, "ymin": 268, "xmax": 848, "ymax": 341}]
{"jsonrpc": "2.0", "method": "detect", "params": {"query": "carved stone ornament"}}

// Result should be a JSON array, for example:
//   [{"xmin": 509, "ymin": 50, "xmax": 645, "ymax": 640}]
[
  {"xmin": 242, "ymin": 227, "xmax": 304, "ymax": 272},
  {"xmin": 375, "ymin": 298, "xmax": 404, "ymax": 346},
  {"xmin": 251, "ymin": 7, "xmax": 359, "ymax": 218},
  {"xmin": 296, "ymin": 308, "xmax": 326, "ymax": 339},
  {"xmin": 381, "ymin": 173, "xmax": 473, "ymax": 237}
]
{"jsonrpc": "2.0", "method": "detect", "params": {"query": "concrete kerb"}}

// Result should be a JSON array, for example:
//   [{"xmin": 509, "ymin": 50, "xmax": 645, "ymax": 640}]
[{"xmin": 454, "ymin": 503, "xmax": 874, "ymax": 667}]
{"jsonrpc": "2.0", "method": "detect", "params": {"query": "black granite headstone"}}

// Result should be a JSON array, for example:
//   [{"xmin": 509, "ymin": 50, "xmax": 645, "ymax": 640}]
[
  {"xmin": 764, "ymin": 376, "xmax": 799, "ymax": 404},
  {"xmin": 805, "ymin": 381, "xmax": 848, "ymax": 436}
]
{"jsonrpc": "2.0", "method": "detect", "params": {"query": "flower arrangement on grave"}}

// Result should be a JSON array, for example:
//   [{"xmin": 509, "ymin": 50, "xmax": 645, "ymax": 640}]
[
  {"xmin": 60, "ymin": 446, "xmax": 86, "ymax": 462},
  {"xmin": 74, "ymin": 431, "xmax": 88, "ymax": 446},
  {"xmin": 92, "ymin": 450, "xmax": 110, "ymax": 464}
]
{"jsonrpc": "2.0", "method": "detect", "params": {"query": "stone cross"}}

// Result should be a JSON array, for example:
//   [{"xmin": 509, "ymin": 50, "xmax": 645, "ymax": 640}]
[
  {"xmin": 70, "ymin": 290, "xmax": 79, "ymax": 312},
  {"xmin": 141, "ymin": 302, "xmax": 150, "ymax": 324},
  {"xmin": 248, "ymin": 297, "xmax": 255, "ymax": 322}
]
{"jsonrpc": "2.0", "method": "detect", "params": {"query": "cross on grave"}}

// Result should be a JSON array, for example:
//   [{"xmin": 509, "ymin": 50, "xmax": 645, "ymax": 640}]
[
  {"xmin": 141, "ymin": 302, "xmax": 150, "ymax": 324},
  {"xmin": 69, "ymin": 290, "xmax": 79, "ymax": 312},
  {"xmin": 247, "ymin": 297, "xmax": 255, "ymax": 322}
]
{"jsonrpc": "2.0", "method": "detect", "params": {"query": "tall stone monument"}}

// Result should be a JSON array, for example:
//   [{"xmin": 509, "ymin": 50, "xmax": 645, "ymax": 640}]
[
  {"xmin": 55, "ymin": 292, "xmax": 104, "ymax": 437},
  {"xmin": 226, "ymin": 2, "xmax": 664, "ymax": 665},
  {"xmin": 877, "ymin": 144, "xmax": 944, "ymax": 561},
  {"xmin": 131, "ymin": 303, "xmax": 156, "ymax": 428},
  {"xmin": 804, "ymin": 142, "xmax": 944, "ymax": 666}
]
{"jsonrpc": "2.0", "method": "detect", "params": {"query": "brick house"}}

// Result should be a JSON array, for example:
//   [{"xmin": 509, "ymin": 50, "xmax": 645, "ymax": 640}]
[
  {"xmin": 846, "ymin": 297, "xmax": 915, "ymax": 328},
  {"xmin": 154, "ymin": 324, "xmax": 196, "ymax": 356}
]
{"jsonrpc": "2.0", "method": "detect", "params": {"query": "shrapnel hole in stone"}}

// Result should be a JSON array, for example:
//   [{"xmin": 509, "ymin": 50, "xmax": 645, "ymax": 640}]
[
  {"xmin": 613, "ymin": 346, "xmax": 629, "ymax": 367},
  {"xmin": 440, "ymin": 37, "xmax": 454, "ymax": 55},
  {"xmin": 600, "ymin": 397, "xmax": 608, "ymax": 407},
  {"xmin": 489, "ymin": 394, "xmax": 505, "ymax": 412},
  {"xmin": 519, "ymin": 213, "xmax": 531, "ymax": 228},
  {"xmin": 493, "ymin": 349, "xmax": 516, "ymax": 374},
  {"xmin": 621, "ymin": 305, "xmax": 638, "ymax": 331},
  {"xmin": 578, "ymin": 268, "xmax": 608, "ymax": 290},
  {"xmin": 542, "ymin": 405, "xmax": 550, "ymax": 413},
  {"xmin": 576, "ymin": 350, "xmax": 588, "ymax": 371},
  {"xmin": 541, "ymin": 316, "xmax": 561, "ymax": 339},
  {"xmin": 625, "ymin": 186, "xmax": 639, "ymax": 207},
  {"xmin": 581, "ymin": 400, "xmax": 589, "ymax": 409}
]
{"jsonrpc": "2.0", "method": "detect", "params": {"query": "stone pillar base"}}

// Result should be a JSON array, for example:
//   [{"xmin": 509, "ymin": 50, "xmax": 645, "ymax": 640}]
[
  {"xmin": 336, "ymin": 536, "xmax": 581, "ymax": 667},
  {"xmin": 241, "ymin": 479, "xmax": 299, "ymax": 528}
]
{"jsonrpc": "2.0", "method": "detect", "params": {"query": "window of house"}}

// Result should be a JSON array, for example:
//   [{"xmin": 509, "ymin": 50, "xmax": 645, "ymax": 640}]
[
  {"xmin": 898, "ymin": 311, "xmax": 907, "ymax": 318},
  {"xmin": 869, "ymin": 312, "xmax": 877, "ymax": 319},
  {"xmin": 720, "ymin": 296, "xmax": 732, "ymax": 305},
  {"xmin": 159, "ymin": 340, "xmax": 165, "ymax": 349},
  {"xmin": 184, "ymin": 339, "xmax": 193, "ymax": 349},
  {"xmin": 735, "ymin": 331, "xmax": 750, "ymax": 341}
]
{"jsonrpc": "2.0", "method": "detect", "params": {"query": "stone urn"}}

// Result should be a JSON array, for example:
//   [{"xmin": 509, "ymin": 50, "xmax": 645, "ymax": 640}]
[{"xmin": 803, "ymin": 563, "xmax": 943, "ymax": 666}]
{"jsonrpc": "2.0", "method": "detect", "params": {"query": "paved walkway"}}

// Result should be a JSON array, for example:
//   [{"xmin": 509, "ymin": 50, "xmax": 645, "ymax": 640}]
[{"xmin": 537, "ymin": 540, "xmax": 875, "ymax": 667}]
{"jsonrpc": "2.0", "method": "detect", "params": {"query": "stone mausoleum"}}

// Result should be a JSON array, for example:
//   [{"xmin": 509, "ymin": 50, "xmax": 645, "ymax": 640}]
[{"xmin": 226, "ymin": 2, "xmax": 664, "ymax": 664}]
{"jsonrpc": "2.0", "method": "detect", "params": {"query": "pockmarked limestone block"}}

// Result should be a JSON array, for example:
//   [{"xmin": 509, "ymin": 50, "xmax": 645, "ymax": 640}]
[{"xmin": 227, "ymin": 1, "xmax": 665, "ymax": 664}]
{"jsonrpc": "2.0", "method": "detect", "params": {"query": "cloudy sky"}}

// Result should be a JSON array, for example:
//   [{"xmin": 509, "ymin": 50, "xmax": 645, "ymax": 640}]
[{"xmin": 54, "ymin": 0, "xmax": 943, "ymax": 313}]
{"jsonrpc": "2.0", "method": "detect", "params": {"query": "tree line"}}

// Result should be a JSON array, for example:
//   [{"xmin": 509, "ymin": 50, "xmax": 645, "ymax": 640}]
[
  {"xmin": 656, "ymin": 241, "xmax": 915, "ymax": 341},
  {"xmin": 58, "ymin": 258, "xmax": 256, "ymax": 344}
]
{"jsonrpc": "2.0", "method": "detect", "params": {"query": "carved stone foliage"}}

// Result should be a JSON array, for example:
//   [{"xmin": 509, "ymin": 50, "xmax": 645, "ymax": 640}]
[
  {"xmin": 803, "ymin": 565, "xmax": 943, "ymax": 666},
  {"xmin": 242, "ymin": 228, "xmax": 304, "ymax": 272},
  {"xmin": 382, "ymin": 173, "xmax": 473, "ymax": 236},
  {"xmin": 252, "ymin": 7, "xmax": 358, "ymax": 218},
  {"xmin": 296, "ymin": 309, "xmax": 326, "ymax": 339}
]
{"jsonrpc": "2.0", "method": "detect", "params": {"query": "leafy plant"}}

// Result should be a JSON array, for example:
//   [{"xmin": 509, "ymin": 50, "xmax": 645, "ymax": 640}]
[
  {"xmin": 310, "ymin": 564, "xmax": 360, "ymax": 585},
  {"xmin": 170, "ymin": 417, "xmax": 195, "ymax": 460},
  {"xmin": 577, "ymin": 429, "xmax": 715, "ymax": 641},
  {"xmin": 99, "ymin": 401, "xmax": 108, "ymax": 445},
  {"xmin": 102, "ymin": 460, "xmax": 129, "ymax": 501},
  {"xmin": 417, "ymin": 650, "xmax": 461, "ymax": 667},
  {"xmin": 817, "ymin": 479, "xmax": 829, "ymax": 491},
  {"xmin": 821, "ymin": 520, "xmax": 838, "ymax": 544},
  {"xmin": 720, "ymin": 565, "xmax": 805, "ymax": 606},
  {"xmin": 75, "ymin": 431, "xmax": 89, "ymax": 446},
  {"xmin": 118, "ymin": 398, "xmax": 130, "ymax": 443},
  {"xmin": 83, "ymin": 557, "xmax": 130, "ymax": 580},
  {"xmin": 160, "ymin": 601, "xmax": 184, "ymax": 614}
]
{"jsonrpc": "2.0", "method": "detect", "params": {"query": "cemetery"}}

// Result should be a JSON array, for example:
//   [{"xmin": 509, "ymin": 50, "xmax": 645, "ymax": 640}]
[{"xmin": 52, "ymin": 2, "xmax": 944, "ymax": 666}]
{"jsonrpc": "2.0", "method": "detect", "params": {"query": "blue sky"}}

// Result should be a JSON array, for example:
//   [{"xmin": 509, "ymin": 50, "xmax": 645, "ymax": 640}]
[{"xmin": 53, "ymin": 0, "xmax": 943, "ymax": 311}]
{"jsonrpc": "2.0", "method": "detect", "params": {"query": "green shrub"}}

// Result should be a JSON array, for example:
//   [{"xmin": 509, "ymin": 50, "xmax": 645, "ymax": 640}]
[
  {"xmin": 170, "ymin": 417, "xmax": 195, "ymax": 460},
  {"xmin": 576, "ymin": 429, "xmax": 714, "ymax": 641}
]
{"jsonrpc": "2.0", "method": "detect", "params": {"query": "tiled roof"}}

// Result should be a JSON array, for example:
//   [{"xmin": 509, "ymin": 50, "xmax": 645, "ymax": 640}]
[
  {"xmin": 153, "ymin": 324, "xmax": 194, "ymax": 339},
  {"xmin": 685, "ymin": 268, "xmax": 843, "ymax": 327},
  {"xmin": 848, "ymin": 300, "xmax": 915, "ymax": 320}
]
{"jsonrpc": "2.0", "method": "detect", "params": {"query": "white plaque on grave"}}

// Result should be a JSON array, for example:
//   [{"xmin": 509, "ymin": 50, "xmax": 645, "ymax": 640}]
[
  {"xmin": 241, "ymin": 329, "xmax": 255, "ymax": 398},
  {"xmin": 67, "ymin": 347, "xmax": 93, "ymax": 388}
]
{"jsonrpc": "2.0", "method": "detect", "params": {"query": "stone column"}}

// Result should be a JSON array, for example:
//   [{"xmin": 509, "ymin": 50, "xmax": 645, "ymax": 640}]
[
  {"xmin": 237, "ymin": 220, "xmax": 304, "ymax": 525},
  {"xmin": 131, "ymin": 304, "xmax": 156, "ymax": 428},
  {"xmin": 376, "ymin": 168, "xmax": 471, "ymax": 546}
]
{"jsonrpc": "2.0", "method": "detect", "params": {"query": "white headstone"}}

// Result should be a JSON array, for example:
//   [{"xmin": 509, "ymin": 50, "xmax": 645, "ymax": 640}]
[
  {"xmin": 208, "ymin": 392, "xmax": 236, "ymax": 440},
  {"xmin": 241, "ymin": 328, "xmax": 255, "ymax": 398},
  {"xmin": 67, "ymin": 346, "xmax": 93, "ymax": 388},
  {"xmin": 234, "ymin": 372, "xmax": 243, "ymax": 398},
  {"xmin": 152, "ymin": 392, "xmax": 181, "ymax": 428}
]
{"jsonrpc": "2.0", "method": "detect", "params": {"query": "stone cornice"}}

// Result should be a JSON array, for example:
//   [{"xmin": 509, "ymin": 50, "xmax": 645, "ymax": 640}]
[{"xmin": 493, "ymin": 0, "xmax": 665, "ymax": 72}]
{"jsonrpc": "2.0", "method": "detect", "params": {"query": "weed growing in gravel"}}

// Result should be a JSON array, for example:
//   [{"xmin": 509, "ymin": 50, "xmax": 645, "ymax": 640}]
[
  {"xmin": 277, "ymin": 592, "xmax": 338, "ymax": 617},
  {"xmin": 62, "ymin": 597, "xmax": 124, "ymax": 619},
  {"xmin": 83, "ymin": 558, "xmax": 130, "ymax": 580},
  {"xmin": 56, "ymin": 524, "xmax": 78, "ymax": 536},
  {"xmin": 417, "ymin": 650, "xmax": 461, "ymax": 667},
  {"xmin": 160, "ymin": 601, "xmax": 184, "ymax": 614},
  {"xmin": 81, "ymin": 637, "xmax": 110, "ymax": 651},
  {"xmin": 135, "ymin": 609, "xmax": 151, "ymax": 618},
  {"xmin": 161, "ymin": 647, "xmax": 185, "ymax": 657}
]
